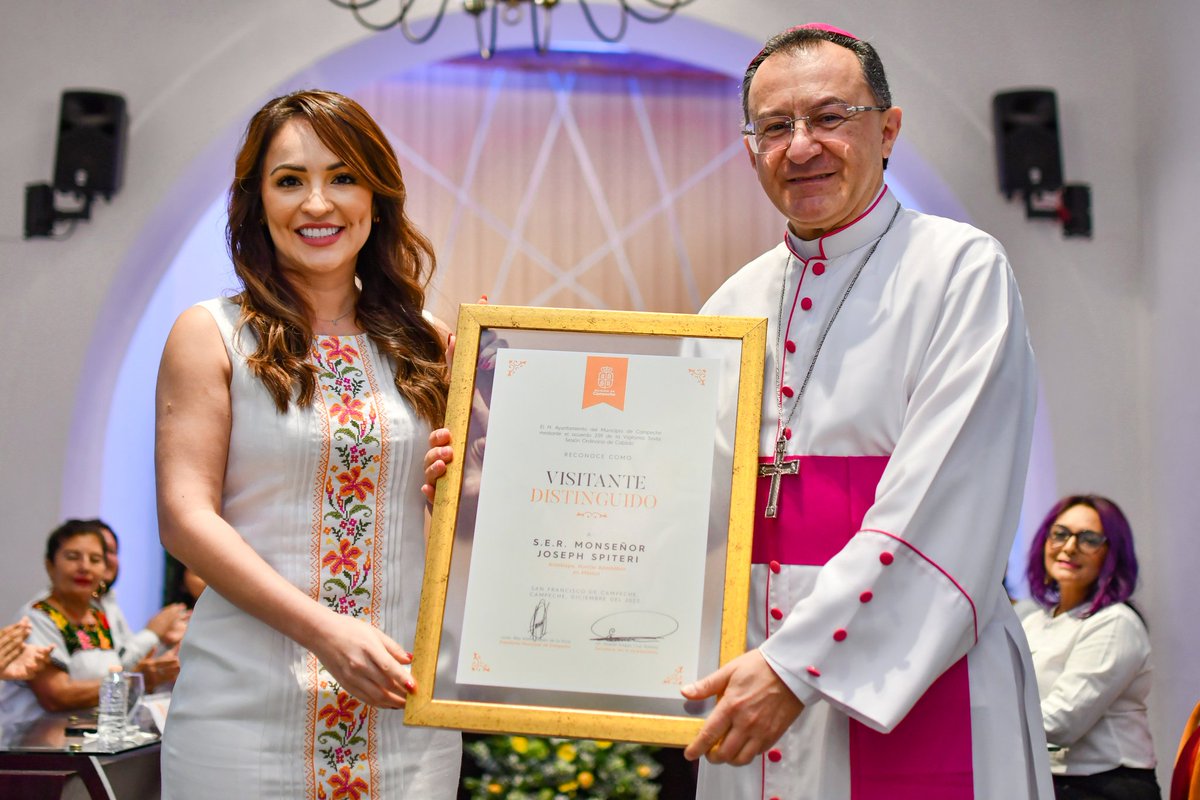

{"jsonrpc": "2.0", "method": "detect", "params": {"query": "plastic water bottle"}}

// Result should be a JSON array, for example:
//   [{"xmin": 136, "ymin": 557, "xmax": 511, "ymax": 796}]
[{"xmin": 97, "ymin": 665, "xmax": 127, "ymax": 749}]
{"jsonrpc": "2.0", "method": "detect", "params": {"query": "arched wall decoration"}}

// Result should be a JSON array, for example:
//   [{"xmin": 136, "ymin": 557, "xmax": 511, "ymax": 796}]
[{"xmin": 69, "ymin": 10, "xmax": 1055, "ymax": 627}]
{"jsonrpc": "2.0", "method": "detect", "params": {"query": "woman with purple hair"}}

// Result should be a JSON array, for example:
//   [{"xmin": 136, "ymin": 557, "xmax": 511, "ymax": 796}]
[{"xmin": 1021, "ymin": 495, "xmax": 1160, "ymax": 799}]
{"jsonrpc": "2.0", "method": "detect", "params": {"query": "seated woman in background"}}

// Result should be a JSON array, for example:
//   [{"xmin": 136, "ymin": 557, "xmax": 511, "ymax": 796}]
[
  {"xmin": 0, "ymin": 522, "xmax": 121, "ymax": 725},
  {"xmin": 0, "ymin": 522, "xmax": 178, "ymax": 726},
  {"xmin": 1022, "ymin": 494, "xmax": 1159, "ymax": 800}
]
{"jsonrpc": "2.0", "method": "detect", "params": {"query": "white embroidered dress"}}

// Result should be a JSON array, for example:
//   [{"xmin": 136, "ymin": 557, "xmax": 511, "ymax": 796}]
[
  {"xmin": 696, "ymin": 188, "xmax": 1054, "ymax": 800},
  {"xmin": 161, "ymin": 298, "xmax": 460, "ymax": 800}
]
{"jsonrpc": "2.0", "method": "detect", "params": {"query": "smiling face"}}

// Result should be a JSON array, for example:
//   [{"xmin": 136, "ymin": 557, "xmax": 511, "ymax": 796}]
[
  {"xmin": 1044, "ymin": 503, "xmax": 1109, "ymax": 601},
  {"xmin": 46, "ymin": 533, "xmax": 107, "ymax": 604},
  {"xmin": 260, "ymin": 119, "xmax": 374, "ymax": 286},
  {"xmin": 745, "ymin": 41, "xmax": 902, "ymax": 240}
]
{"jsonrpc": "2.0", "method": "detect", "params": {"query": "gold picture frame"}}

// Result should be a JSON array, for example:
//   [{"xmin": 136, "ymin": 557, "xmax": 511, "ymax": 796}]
[{"xmin": 405, "ymin": 304, "xmax": 765, "ymax": 747}]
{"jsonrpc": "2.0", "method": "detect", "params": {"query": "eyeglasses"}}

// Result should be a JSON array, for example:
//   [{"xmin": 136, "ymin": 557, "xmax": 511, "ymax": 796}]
[
  {"xmin": 741, "ymin": 103, "xmax": 890, "ymax": 154},
  {"xmin": 1047, "ymin": 526, "xmax": 1108, "ymax": 554}
]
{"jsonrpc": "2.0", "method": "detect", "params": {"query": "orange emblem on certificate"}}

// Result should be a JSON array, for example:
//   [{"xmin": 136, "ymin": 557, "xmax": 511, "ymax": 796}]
[{"xmin": 582, "ymin": 355, "xmax": 628, "ymax": 410}]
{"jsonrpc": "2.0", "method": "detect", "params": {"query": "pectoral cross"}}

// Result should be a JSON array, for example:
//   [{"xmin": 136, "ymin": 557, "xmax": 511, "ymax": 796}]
[{"xmin": 759, "ymin": 435, "xmax": 799, "ymax": 518}]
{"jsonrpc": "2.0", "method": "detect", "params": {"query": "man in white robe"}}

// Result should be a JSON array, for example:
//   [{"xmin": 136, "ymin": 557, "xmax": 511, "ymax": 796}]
[{"xmin": 679, "ymin": 24, "xmax": 1054, "ymax": 800}]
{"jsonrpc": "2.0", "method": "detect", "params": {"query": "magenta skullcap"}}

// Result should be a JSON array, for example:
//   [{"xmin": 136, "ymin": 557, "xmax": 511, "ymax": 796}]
[
  {"xmin": 748, "ymin": 23, "xmax": 861, "ymax": 69},
  {"xmin": 795, "ymin": 22, "xmax": 858, "ymax": 39}
]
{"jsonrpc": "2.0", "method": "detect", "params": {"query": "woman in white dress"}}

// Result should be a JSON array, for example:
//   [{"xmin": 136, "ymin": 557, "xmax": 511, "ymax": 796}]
[{"xmin": 156, "ymin": 90, "xmax": 461, "ymax": 799}]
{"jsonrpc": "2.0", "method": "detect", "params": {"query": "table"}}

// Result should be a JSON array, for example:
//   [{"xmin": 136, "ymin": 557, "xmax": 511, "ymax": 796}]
[{"xmin": 0, "ymin": 711, "xmax": 160, "ymax": 799}]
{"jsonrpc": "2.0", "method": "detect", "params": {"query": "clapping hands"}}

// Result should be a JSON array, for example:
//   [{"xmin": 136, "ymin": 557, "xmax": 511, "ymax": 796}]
[
  {"xmin": 135, "ymin": 648, "xmax": 182, "ymax": 691},
  {"xmin": 146, "ymin": 603, "xmax": 191, "ymax": 647},
  {"xmin": 0, "ymin": 618, "xmax": 53, "ymax": 681}
]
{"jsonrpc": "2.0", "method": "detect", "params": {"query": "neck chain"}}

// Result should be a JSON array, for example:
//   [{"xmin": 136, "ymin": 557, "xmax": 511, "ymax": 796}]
[
  {"xmin": 760, "ymin": 205, "xmax": 900, "ymax": 518},
  {"xmin": 316, "ymin": 301, "xmax": 357, "ymax": 328}
]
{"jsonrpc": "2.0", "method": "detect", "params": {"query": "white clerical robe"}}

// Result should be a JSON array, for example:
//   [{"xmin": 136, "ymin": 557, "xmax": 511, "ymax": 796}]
[{"xmin": 696, "ymin": 187, "xmax": 1053, "ymax": 800}]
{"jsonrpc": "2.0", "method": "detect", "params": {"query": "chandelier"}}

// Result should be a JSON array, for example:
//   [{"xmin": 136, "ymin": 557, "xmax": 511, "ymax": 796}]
[{"xmin": 325, "ymin": 0, "xmax": 698, "ymax": 59}]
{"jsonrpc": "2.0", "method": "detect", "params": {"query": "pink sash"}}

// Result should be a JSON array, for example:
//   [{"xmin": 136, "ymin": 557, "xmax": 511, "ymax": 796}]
[{"xmin": 755, "ymin": 455, "xmax": 974, "ymax": 800}]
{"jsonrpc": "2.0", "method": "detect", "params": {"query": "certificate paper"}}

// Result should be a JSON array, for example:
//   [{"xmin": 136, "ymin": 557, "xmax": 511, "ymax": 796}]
[{"xmin": 456, "ymin": 348, "xmax": 720, "ymax": 699}]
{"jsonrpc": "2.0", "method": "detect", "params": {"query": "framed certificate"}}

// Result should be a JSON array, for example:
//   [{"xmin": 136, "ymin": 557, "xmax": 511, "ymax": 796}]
[{"xmin": 405, "ymin": 304, "xmax": 765, "ymax": 746}]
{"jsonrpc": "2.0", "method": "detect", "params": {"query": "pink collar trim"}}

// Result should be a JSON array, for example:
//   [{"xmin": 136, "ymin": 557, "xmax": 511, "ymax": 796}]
[{"xmin": 785, "ymin": 185, "xmax": 896, "ymax": 262}]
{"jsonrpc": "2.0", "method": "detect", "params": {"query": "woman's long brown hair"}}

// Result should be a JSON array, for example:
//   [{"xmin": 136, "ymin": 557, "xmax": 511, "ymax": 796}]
[{"xmin": 226, "ymin": 90, "xmax": 447, "ymax": 423}]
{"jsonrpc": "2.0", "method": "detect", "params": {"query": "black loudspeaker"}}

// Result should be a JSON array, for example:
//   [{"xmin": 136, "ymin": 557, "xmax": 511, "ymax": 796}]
[
  {"xmin": 1060, "ymin": 183, "xmax": 1092, "ymax": 238},
  {"xmin": 53, "ymin": 90, "xmax": 128, "ymax": 199},
  {"xmin": 992, "ymin": 89, "xmax": 1063, "ymax": 199},
  {"xmin": 24, "ymin": 184, "xmax": 55, "ymax": 238}
]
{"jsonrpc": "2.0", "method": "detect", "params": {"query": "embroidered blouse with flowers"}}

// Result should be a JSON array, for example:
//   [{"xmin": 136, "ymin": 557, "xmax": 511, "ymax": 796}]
[
  {"xmin": 0, "ymin": 597, "xmax": 121, "ymax": 728},
  {"xmin": 35, "ymin": 599, "xmax": 115, "ymax": 656}
]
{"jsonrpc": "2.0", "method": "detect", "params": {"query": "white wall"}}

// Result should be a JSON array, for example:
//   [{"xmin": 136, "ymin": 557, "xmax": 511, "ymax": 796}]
[
  {"xmin": 1139, "ymin": 0, "xmax": 1200, "ymax": 777},
  {"xmin": 0, "ymin": 0, "xmax": 1190, "ymax": 781}
]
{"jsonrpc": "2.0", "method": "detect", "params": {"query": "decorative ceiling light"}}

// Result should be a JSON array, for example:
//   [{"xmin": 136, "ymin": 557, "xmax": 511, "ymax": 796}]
[{"xmin": 325, "ymin": 0, "xmax": 697, "ymax": 59}]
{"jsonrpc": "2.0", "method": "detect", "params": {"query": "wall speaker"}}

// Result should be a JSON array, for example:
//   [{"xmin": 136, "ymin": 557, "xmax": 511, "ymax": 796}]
[
  {"xmin": 992, "ymin": 89, "xmax": 1063, "ymax": 199},
  {"xmin": 1060, "ymin": 183, "xmax": 1092, "ymax": 238},
  {"xmin": 52, "ymin": 90, "xmax": 128, "ymax": 199},
  {"xmin": 24, "ymin": 184, "xmax": 56, "ymax": 238}
]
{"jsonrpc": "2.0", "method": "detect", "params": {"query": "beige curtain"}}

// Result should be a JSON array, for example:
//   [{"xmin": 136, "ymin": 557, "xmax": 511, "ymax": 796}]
[{"xmin": 357, "ymin": 54, "xmax": 781, "ymax": 322}]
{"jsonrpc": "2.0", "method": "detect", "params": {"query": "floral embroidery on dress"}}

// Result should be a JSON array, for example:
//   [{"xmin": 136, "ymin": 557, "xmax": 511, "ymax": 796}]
[
  {"xmin": 306, "ymin": 335, "xmax": 386, "ymax": 800},
  {"xmin": 33, "ymin": 600, "xmax": 113, "ymax": 656}
]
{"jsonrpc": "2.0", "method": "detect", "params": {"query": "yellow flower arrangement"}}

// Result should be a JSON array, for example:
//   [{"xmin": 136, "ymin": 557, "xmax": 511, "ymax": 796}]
[{"xmin": 463, "ymin": 736, "xmax": 663, "ymax": 799}]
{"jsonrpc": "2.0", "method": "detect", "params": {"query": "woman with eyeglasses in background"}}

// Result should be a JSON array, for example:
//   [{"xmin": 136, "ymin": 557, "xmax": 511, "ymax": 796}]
[{"xmin": 1021, "ymin": 494, "xmax": 1160, "ymax": 799}]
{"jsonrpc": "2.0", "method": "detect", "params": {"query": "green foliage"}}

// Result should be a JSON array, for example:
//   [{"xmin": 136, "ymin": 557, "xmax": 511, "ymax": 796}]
[{"xmin": 463, "ymin": 736, "xmax": 662, "ymax": 800}]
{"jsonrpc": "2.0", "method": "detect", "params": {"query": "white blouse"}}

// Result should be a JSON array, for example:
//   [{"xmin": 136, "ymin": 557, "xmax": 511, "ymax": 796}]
[
  {"xmin": 0, "ymin": 599, "xmax": 122, "ymax": 730},
  {"xmin": 1021, "ymin": 602, "xmax": 1156, "ymax": 775}
]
